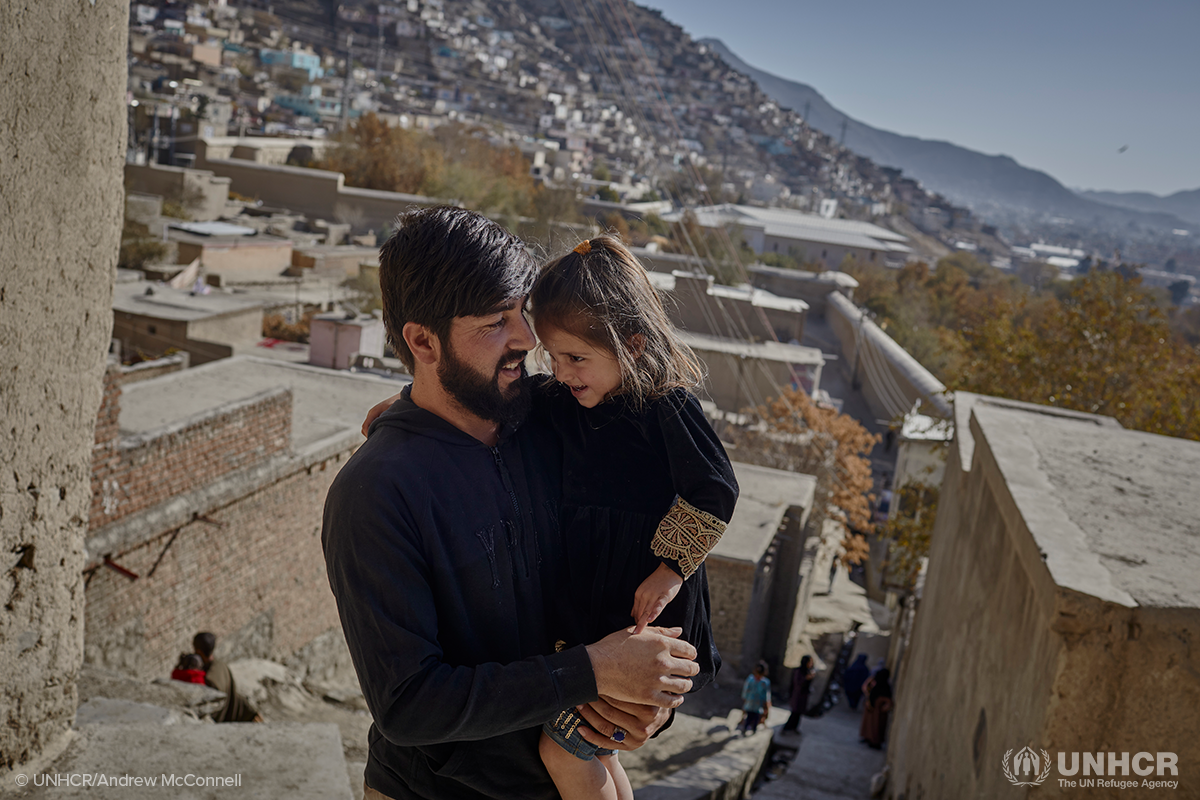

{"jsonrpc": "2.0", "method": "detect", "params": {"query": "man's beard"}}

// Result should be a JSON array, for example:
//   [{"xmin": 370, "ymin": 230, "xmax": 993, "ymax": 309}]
[{"xmin": 438, "ymin": 340, "xmax": 531, "ymax": 428}]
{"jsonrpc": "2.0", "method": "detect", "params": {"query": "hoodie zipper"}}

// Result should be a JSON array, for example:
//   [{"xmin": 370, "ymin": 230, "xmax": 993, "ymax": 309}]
[{"xmin": 491, "ymin": 445, "xmax": 530, "ymax": 578}]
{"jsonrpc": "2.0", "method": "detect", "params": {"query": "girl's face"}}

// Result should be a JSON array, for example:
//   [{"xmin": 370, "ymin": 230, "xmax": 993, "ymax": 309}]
[{"xmin": 537, "ymin": 324, "xmax": 623, "ymax": 408}]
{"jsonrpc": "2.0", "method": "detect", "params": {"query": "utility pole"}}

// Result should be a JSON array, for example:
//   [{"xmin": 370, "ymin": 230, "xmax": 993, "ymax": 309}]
[
  {"xmin": 376, "ymin": 21, "xmax": 384, "ymax": 79},
  {"xmin": 340, "ymin": 32, "xmax": 354, "ymax": 130},
  {"xmin": 839, "ymin": 117, "xmax": 847, "ymax": 147},
  {"xmin": 803, "ymin": 100, "xmax": 810, "ymax": 123}
]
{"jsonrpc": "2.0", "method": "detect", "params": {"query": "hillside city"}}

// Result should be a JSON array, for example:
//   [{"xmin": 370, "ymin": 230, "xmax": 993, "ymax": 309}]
[
  {"xmin": 126, "ymin": 0, "xmax": 1199, "ymax": 295},
  {"xmin": 3, "ymin": 1, "xmax": 1198, "ymax": 800}
]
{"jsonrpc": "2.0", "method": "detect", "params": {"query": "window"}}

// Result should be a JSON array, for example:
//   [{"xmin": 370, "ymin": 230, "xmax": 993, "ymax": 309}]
[{"xmin": 148, "ymin": 324, "xmax": 157, "ymax": 335}]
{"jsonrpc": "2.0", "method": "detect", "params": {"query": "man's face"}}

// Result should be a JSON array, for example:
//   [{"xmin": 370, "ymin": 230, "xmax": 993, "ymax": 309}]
[{"xmin": 437, "ymin": 299, "xmax": 536, "ymax": 427}]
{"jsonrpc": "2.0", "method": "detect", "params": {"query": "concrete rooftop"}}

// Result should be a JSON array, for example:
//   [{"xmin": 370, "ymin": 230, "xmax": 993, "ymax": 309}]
[
  {"xmin": 646, "ymin": 271, "xmax": 810, "ymax": 315},
  {"xmin": 112, "ymin": 279, "xmax": 266, "ymax": 321},
  {"xmin": 973, "ymin": 402, "xmax": 1200, "ymax": 610},
  {"xmin": 118, "ymin": 356, "xmax": 407, "ymax": 451},
  {"xmin": 679, "ymin": 330, "xmax": 825, "ymax": 366},
  {"xmin": 713, "ymin": 462, "xmax": 817, "ymax": 564}
]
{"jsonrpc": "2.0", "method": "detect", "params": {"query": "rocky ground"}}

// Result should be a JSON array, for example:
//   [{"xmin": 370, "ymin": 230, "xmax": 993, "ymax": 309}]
[{"xmin": 38, "ymin": 571, "xmax": 887, "ymax": 799}]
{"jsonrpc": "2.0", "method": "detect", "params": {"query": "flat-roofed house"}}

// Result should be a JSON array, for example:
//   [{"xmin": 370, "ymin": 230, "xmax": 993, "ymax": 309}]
[
  {"xmin": 112, "ymin": 278, "xmax": 265, "ymax": 365},
  {"xmin": 706, "ymin": 462, "xmax": 819, "ymax": 676},
  {"xmin": 665, "ymin": 204, "xmax": 913, "ymax": 270}
]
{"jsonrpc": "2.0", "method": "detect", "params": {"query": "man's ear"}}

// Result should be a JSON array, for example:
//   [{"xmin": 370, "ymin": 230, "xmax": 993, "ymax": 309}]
[
  {"xmin": 628, "ymin": 333, "xmax": 647, "ymax": 359},
  {"xmin": 403, "ymin": 321, "xmax": 441, "ymax": 367}
]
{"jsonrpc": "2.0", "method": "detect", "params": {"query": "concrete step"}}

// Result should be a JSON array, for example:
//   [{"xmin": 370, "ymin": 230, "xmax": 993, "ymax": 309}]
[{"xmin": 11, "ymin": 720, "xmax": 354, "ymax": 799}]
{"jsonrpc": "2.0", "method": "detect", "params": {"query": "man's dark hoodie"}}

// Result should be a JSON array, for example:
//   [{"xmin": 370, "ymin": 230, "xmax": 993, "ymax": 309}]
[{"xmin": 322, "ymin": 384, "xmax": 597, "ymax": 799}]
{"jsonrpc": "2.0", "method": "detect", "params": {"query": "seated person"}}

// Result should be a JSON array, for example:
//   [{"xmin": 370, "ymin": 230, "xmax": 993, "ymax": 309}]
[
  {"xmin": 170, "ymin": 652, "xmax": 207, "ymax": 685},
  {"xmin": 192, "ymin": 632, "xmax": 262, "ymax": 723}
]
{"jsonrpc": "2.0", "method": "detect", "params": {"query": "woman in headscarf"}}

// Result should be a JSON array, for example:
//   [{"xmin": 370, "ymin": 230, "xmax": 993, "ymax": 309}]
[
  {"xmin": 782, "ymin": 655, "xmax": 815, "ymax": 734},
  {"xmin": 859, "ymin": 667, "xmax": 893, "ymax": 749},
  {"xmin": 842, "ymin": 653, "xmax": 870, "ymax": 710}
]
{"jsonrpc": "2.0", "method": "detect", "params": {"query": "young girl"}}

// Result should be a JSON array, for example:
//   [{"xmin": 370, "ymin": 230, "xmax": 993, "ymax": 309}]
[
  {"xmin": 738, "ymin": 661, "xmax": 771, "ymax": 736},
  {"xmin": 530, "ymin": 236, "xmax": 737, "ymax": 800}
]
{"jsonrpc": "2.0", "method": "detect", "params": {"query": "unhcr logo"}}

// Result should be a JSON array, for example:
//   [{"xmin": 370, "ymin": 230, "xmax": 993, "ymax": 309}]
[
  {"xmin": 1002, "ymin": 747, "xmax": 1181, "ymax": 790},
  {"xmin": 1003, "ymin": 747, "xmax": 1051, "ymax": 786}
]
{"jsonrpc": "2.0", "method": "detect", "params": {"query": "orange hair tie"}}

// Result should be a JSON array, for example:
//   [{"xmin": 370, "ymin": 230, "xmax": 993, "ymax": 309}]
[{"xmin": 573, "ymin": 240, "xmax": 592, "ymax": 256}]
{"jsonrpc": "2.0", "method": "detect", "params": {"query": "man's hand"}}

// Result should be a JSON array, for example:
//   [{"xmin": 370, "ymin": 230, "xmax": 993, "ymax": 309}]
[
  {"xmin": 362, "ymin": 392, "xmax": 405, "ymax": 436},
  {"xmin": 575, "ymin": 696, "xmax": 672, "ymax": 752},
  {"xmin": 585, "ymin": 626, "xmax": 698, "ymax": 709},
  {"xmin": 630, "ymin": 563, "xmax": 684, "ymax": 634}
]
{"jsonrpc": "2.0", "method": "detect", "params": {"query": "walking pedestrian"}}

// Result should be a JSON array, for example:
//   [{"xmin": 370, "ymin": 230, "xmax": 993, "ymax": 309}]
[
  {"xmin": 782, "ymin": 656, "xmax": 815, "ymax": 734},
  {"xmin": 842, "ymin": 654, "xmax": 870, "ymax": 710},
  {"xmin": 860, "ymin": 668, "xmax": 893, "ymax": 749},
  {"xmin": 737, "ymin": 661, "xmax": 771, "ymax": 735}
]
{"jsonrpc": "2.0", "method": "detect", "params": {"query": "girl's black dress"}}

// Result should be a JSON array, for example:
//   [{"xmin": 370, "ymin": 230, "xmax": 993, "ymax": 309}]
[{"xmin": 535, "ymin": 381, "xmax": 739, "ymax": 688}]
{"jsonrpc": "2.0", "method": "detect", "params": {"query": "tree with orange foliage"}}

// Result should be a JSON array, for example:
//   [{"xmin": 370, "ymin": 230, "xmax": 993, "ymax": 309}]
[
  {"xmin": 322, "ymin": 112, "xmax": 434, "ymax": 194},
  {"xmin": 953, "ymin": 270, "xmax": 1200, "ymax": 440},
  {"xmin": 320, "ymin": 115, "xmax": 536, "ymax": 227},
  {"xmin": 724, "ymin": 386, "xmax": 879, "ymax": 566}
]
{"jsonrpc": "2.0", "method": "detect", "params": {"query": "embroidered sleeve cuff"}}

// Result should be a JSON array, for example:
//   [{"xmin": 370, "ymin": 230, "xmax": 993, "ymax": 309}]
[{"xmin": 650, "ymin": 497, "xmax": 726, "ymax": 580}]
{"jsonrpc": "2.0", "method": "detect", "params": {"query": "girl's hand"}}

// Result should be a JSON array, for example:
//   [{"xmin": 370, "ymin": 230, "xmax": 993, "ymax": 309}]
[
  {"xmin": 362, "ymin": 392, "xmax": 405, "ymax": 436},
  {"xmin": 631, "ymin": 563, "xmax": 684, "ymax": 634}
]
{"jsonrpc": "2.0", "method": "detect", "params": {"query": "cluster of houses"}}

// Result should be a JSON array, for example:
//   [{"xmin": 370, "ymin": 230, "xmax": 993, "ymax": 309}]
[{"xmin": 125, "ymin": 0, "xmax": 988, "ymax": 246}]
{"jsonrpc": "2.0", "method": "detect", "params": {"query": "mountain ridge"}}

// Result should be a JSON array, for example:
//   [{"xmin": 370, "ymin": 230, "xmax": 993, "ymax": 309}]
[
  {"xmin": 701, "ymin": 38, "xmax": 1188, "ymax": 232},
  {"xmin": 1077, "ymin": 188, "xmax": 1200, "ymax": 228}
]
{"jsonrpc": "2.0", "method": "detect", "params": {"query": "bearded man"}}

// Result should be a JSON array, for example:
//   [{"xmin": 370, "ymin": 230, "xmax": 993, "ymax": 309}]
[{"xmin": 322, "ymin": 207, "xmax": 698, "ymax": 800}]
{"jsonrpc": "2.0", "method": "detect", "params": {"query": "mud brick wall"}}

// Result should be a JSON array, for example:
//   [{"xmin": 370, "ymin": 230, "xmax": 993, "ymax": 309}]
[
  {"xmin": 89, "ymin": 368, "xmax": 291, "ymax": 531},
  {"xmin": 84, "ymin": 451, "xmax": 351, "ymax": 679}
]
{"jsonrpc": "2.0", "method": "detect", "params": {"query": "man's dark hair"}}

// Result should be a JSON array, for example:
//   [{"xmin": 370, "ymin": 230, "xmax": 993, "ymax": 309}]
[
  {"xmin": 378, "ymin": 206, "xmax": 536, "ymax": 371},
  {"xmin": 193, "ymin": 632, "xmax": 216, "ymax": 658}
]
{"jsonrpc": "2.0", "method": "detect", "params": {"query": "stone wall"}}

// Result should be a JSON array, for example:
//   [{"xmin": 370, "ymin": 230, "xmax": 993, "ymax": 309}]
[
  {"xmin": 887, "ymin": 432, "xmax": 1059, "ymax": 798},
  {"xmin": 0, "ymin": 0, "xmax": 128, "ymax": 771},
  {"xmin": 705, "ymin": 559, "xmax": 757, "ymax": 676}
]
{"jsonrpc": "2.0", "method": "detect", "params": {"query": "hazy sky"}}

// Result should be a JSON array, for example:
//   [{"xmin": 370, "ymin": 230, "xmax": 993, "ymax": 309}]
[{"xmin": 644, "ymin": 0, "xmax": 1199, "ymax": 196}]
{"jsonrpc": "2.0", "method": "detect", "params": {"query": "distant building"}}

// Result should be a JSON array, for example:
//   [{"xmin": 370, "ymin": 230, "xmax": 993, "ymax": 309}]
[
  {"xmin": 746, "ymin": 263, "xmax": 859, "ymax": 316},
  {"xmin": 308, "ymin": 315, "xmax": 386, "ymax": 371},
  {"xmin": 275, "ymin": 85, "xmax": 342, "ymax": 121},
  {"xmin": 680, "ymin": 330, "xmax": 824, "ymax": 412},
  {"xmin": 111, "ymin": 277, "xmax": 266, "ymax": 365},
  {"xmin": 647, "ymin": 270, "xmax": 809, "ymax": 344},
  {"xmin": 663, "ymin": 204, "xmax": 912, "ymax": 269},
  {"xmin": 260, "ymin": 48, "xmax": 324, "ymax": 81}
]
